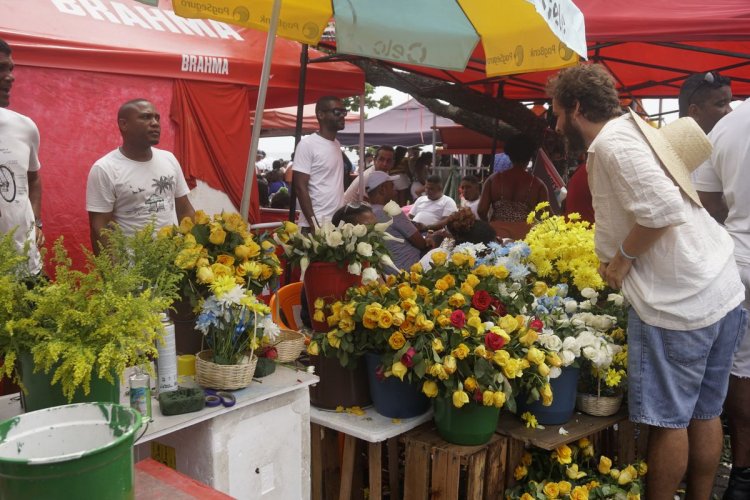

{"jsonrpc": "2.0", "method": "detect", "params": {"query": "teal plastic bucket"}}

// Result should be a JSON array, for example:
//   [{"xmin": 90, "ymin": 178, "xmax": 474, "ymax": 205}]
[{"xmin": 0, "ymin": 403, "xmax": 142, "ymax": 500}]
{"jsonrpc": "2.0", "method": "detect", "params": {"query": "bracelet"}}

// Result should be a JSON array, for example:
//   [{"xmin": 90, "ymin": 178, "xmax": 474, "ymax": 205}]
[{"xmin": 619, "ymin": 243, "xmax": 636, "ymax": 260}]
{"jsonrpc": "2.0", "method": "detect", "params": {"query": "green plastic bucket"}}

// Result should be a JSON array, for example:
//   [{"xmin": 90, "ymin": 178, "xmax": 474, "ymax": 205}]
[
  {"xmin": 433, "ymin": 397, "xmax": 500, "ymax": 445},
  {"xmin": 0, "ymin": 403, "xmax": 142, "ymax": 499},
  {"xmin": 18, "ymin": 350, "xmax": 120, "ymax": 412}
]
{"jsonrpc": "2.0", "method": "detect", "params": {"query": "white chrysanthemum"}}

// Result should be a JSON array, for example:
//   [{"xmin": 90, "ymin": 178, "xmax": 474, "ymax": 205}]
[{"xmin": 261, "ymin": 315, "xmax": 280, "ymax": 342}]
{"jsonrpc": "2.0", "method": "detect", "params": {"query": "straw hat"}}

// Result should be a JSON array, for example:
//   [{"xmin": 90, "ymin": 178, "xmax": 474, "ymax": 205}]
[{"xmin": 627, "ymin": 109, "xmax": 712, "ymax": 207}]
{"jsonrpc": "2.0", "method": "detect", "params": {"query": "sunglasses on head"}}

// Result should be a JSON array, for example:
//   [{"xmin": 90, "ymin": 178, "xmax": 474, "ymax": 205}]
[
  {"xmin": 324, "ymin": 107, "xmax": 348, "ymax": 117},
  {"xmin": 344, "ymin": 201, "xmax": 370, "ymax": 212},
  {"xmin": 686, "ymin": 71, "xmax": 731, "ymax": 105}
]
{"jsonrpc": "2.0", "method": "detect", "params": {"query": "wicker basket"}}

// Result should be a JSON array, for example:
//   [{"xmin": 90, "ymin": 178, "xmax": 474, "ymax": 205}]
[
  {"xmin": 273, "ymin": 329, "xmax": 306, "ymax": 363},
  {"xmin": 576, "ymin": 392, "xmax": 623, "ymax": 417},
  {"xmin": 195, "ymin": 350, "xmax": 257, "ymax": 390}
]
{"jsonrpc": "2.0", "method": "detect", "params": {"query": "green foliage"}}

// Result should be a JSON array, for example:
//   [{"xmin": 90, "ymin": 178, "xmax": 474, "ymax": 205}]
[
  {"xmin": 1, "ymin": 224, "xmax": 183, "ymax": 401},
  {"xmin": 342, "ymin": 83, "xmax": 393, "ymax": 117}
]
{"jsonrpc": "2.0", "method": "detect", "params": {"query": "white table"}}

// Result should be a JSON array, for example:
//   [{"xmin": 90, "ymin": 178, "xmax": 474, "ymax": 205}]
[
  {"xmin": 0, "ymin": 366, "xmax": 318, "ymax": 500},
  {"xmin": 310, "ymin": 406, "xmax": 432, "ymax": 500}
]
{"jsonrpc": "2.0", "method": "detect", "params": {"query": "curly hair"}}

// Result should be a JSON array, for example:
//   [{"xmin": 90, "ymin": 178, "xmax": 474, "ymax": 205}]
[
  {"xmin": 504, "ymin": 133, "xmax": 537, "ymax": 166},
  {"xmin": 546, "ymin": 64, "xmax": 622, "ymax": 123},
  {"xmin": 446, "ymin": 208, "xmax": 497, "ymax": 245}
]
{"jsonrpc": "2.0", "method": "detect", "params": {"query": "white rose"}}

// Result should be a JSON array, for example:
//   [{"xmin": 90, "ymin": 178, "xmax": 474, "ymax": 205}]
[
  {"xmin": 549, "ymin": 366, "xmax": 562, "ymax": 379},
  {"xmin": 538, "ymin": 333, "xmax": 563, "ymax": 352},
  {"xmin": 348, "ymin": 262, "xmax": 362, "ymax": 275},
  {"xmin": 562, "ymin": 336, "xmax": 581, "ymax": 356},
  {"xmin": 560, "ymin": 350, "xmax": 576, "ymax": 366},
  {"xmin": 352, "ymin": 224, "xmax": 368, "ymax": 238},
  {"xmin": 362, "ymin": 267, "xmax": 379, "ymax": 285},
  {"xmin": 578, "ymin": 300, "xmax": 592, "ymax": 310},
  {"xmin": 383, "ymin": 200, "xmax": 402, "ymax": 218},
  {"xmin": 345, "ymin": 240, "xmax": 356, "ymax": 253},
  {"xmin": 564, "ymin": 299, "xmax": 578, "ymax": 314},
  {"xmin": 325, "ymin": 230, "xmax": 344, "ymax": 248},
  {"xmin": 591, "ymin": 315, "xmax": 614, "ymax": 331},
  {"xmin": 373, "ymin": 220, "xmax": 393, "ymax": 232},
  {"xmin": 580, "ymin": 287, "xmax": 598, "ymax": 299},
  {"xmin": 341, "ymin": 223, "xmax": 354, "ymax": 239},
  {"xmin": 607, "ymin": 293, "xmax": 624, "ymax": 306},
  {"xmin": 356, "ymin": 242, "xmax": 373, "ymax": 257}
]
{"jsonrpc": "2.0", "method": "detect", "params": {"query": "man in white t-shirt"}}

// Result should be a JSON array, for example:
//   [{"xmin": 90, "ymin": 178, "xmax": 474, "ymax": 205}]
[
  {"xmin": 693, "ymin": 98, "xmax": 750, "ymax": 499},
  {"xmin": 293, "ymin": 96, "xmax": 348, "ymax": 231},
  {"xmin": 86, "ymin": 99, "xmax": 195, "ymax": 254},
  {"xmin": 409, "ymin": 174, "xmax": 457, "ymax": 231},
  {"xmin": 0, "ymin": 39, "xmax": 43, "ymax": 275},
  {"xmin": 459, "ymin": 175, "xmax": 481, "ymax": 219},
  {"xmin": 342, "ymin": 145, "xmax": 394, "ymax": 205}
]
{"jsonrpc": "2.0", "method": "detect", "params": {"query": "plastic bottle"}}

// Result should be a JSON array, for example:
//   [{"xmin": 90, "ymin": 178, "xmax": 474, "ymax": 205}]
[{"xmin": 129, "ymin": 368, "xmax": 152, "ymax": 419}]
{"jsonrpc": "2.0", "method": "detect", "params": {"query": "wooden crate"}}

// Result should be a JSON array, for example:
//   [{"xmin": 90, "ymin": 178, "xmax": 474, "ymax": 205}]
[{"xmin": 402, "ymin": 425, "xmax": 509, "ymax": 500}]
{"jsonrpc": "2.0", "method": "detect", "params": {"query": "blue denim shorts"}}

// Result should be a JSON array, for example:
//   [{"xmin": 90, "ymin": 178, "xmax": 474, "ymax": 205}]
[{"xmin": 628, "ymin": 304, "xmax": 748, "ymax": 428}]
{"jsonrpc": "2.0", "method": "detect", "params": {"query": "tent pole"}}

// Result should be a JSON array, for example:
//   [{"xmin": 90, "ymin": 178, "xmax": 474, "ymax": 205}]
[
  {"xmin": 432, "ymin": 112, "xmax": 437, "ymax": 169},
  {"xmin": 489, "ymin": 82, "xmax": 504, "ymax": 180},
  {"xmin": 357, "ymin": 93, "xmax": 366, "ymax": 201},
  {"xmin": 240, "ymin": 0, "xmax": 282, "ymax": 221},
  {"xmin": 288, "ymin": 44, "xmax": 309, "ymax": 223}
]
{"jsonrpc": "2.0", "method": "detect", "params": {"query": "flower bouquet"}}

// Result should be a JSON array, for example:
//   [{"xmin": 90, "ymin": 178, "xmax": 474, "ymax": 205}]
[
  {"xmin": 171, "ymin": 210, "xmax": 282, "ymax": 306},
  {"xmin": 507, "ymin": 438, "xmax": 646, "ymax": 500},
  {"xmin": 194, "ymin": 276, "xmax": 280, "ymax": 390}
]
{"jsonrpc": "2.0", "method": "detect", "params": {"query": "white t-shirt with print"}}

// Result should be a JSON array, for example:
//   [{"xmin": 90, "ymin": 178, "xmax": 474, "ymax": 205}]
[
  {"xmin": 293, "ymin": 133, "xmax": 344, "ymax": 227},
  {"xmin": 0, "ymin": 108, "xmax": 41, "ymax": 275},
  {"xmin": 410, "ymin": 194, "xmax": 458, "ymax": 227},
  {"xmin": 86, "ymin": 148, "xmax": 191, "ymax": 235}
]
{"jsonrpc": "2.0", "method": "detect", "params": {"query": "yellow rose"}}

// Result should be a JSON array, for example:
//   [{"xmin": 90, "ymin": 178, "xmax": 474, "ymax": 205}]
[
  {"xmin": 313, "ymin": 310, "xmax": 325, "ymax": 323},
  {"xmin": 558, "ymin": 481, "xmax": 572, "ymax": 496},
  {"xmin": 443, "ymin": 355, "xmax": 457, "ymax": 374},
  {"xmin": 234, "ymin": 244, "xmax": 253, "ymax": 260},
  {"xmin": 521, "ymin": 452, "xmax": 532, "ymax": 466},
  {"xmin": 431, "ymin": 251, "xmax": 447, "ymax": 266},
  {"xmin": 261, "ymin": 240, "xmax": 275, "ymax": 253},
  {"xmin": 452, "ymin": 390, "xmax": 469, "ymax": 408},
  {"xmin": 570, "ymin": 486, "xmax": 589, "ymax": 500},
  {"xmin": 175, "ymin": 247, "xmax": 201, "ymax": 270},
  {"xmin": 540, "ymin": 383, "xmax": 553, "ymax": 406},
  {"xmin": 492, "ymin": 265, "xmax": 509, "ymax": 279},
  {"xmin": 598, "ymin": 456, "xmax": 612, "ymax": 475},
  {"xmin": 482, "ymin": 390, "xmax": 494, "ymax": 406},
  {"xmin": 492, "ymin": 349, "xmax": 510, "ymax": 366},
  {"xmin": 434, "ymin": 278, "xmax": 449, "ymax": 292},
  {"xmin": 422, "ymin": 380, "xmax": 438, "ymax": 398},
  {"xmin": 428, "ymin": 364, "xmax": 449, "ymax": 380},
  {"xmin": 514, "ymin": 465, "xmax": 528, "ymax": 481},
  {"xmin": 196, "ymin": 266, "xmax": 215, "ymax": 283},
  {"xmin": 391, "ymin": 361, "xmax": 407, "ymax": 381},
  {"xmin": 638, "ymin": 462, "xmax": 648, "ymax": 476},
  {"xmin": 566, "ymin": 464, "xmax": 586, "ymax": 480},
  {"xmin": 443, "ymin": 275, "xmax": 456, "ymax": 287},
  {"xmin": 209, "ymin": 224, "xmax": 227, "ymax": 245},
  {"xmin": 465, "ymin": 274, "xmax": 480, "ymax": 288},
  {"xmin": 437, "ymin": 315, "xmax": 451, "ymax": 328},
  {"xmin": 538, "ymin": 362, "xmax": 550, "ymax": 377},
  {"xmin": 475, "ymin": 345, "xmax": 488, "ymax": 358},
  {"xmin": 216, "ymin": 254, "xmax": 235, "ymax": 267},
  {"xmin": 618, "ymin": 465, "xmax": 637, "ymax": 485},
  {"xmin": 388, "ymin": 332, "xmax": 406, "ymax": 350},
  {"xmin": 398, "ymin": 284, "xmax": 416, "ymax": 299},
  {"xmin": 519, "ymin": 328, "xmax": 539, "ymax": 346},
  {"xmin": 546, "ymin": 352, "xmax": 563, "ymax": 367},
  {"xmin": 499, "ymin": 315, "xmax": 519, "ymax": 333},
  {"xmin": 307, "ymin": 341, "xmax": 320, "ymax": 356},
  {"xmin": 543, "ymin": 482, "xmax": 560, "ymax": 499},
  {"xmin": 460, "ymin": 282, "xmax": 475, "ymax": 296},
  {"xmin": 452, "ymin": 343, "xmax": 470, "ymax": 360},
  {"xmin": 532, "ymin": 281, "xmax": 548, "ymax": 297},
  {"xmin": 473, "ymin": 264, "xmax": 490, "ymax": 277},
  {"xmin": 392, "ymin": 312, "xmax": 405, "ymax": 326},
  {"xmin": 448, "ymin": 293, "xmax": 466, "ymax": 308},
  {"xmin": 326, "ymin": 330, "xmax": 341, "ymax": 349},
  {"xmin": 211, "ymin": 262, "xmax": 232, "ymax": 277},
  {"xmin": 178, "ymin": 216, "xmax": 194, "ymax": 234},
  {"xmin": 492, "ymin": 391, "xmax": 506, "ymax": 408},
  {"xmin": 378, "ymin": 310, "xmax": 394, "ymax": 329},
  {"xmin": 195, "ymin": 256, "xmax": 209, "ymax": 268},
  {"xmin": 526, "ymin": 347, "xmax": 545, "ymax": 365},
  {"xmin": 339, "ymin": 317, "xmax": 355, "ymax": 333},
  {"xmin": 415, "ymin": 285, "xmax": 430, "ymax": 297},
  {"xmin": 553, "ymin": 444, "xmax": 572, "ymax": 465},
  {"xmin": 520, "ymin": 494, "xmax": 534, "ymax": 500},
  {"xmin": 467, "ymin": 315, "xmax": 484, "ymax": 334},
  {"xmin": 400, "ymin": 320, "xmax": 417, "ymax": 337},
  {"xmin": 194, "ymin": 210, "xmax": 210, "ymax": 225},
  {"xmin": 282, "ymin": 220, "xmax": 298, "ymax": 234},
  {"xmin": 627, "ymin": 494, "xmax": 640, "ymax": 500},
  {"xmin": 432, "ymin": 338, "xmax": 444, "ymax": 353}
]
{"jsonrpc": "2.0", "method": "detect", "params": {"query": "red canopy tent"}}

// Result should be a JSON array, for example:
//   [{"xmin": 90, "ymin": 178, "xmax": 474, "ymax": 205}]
[
  {"xmin": 250, "ymin": 104, "xmax": 359, "ymax": 137},
  {"xmin": 339, "ymin": 0, "xmax": 750, "ymax": 101},
  {"xmin": 0, "ymin": 0, "xmax": 363, "ymax": 267}
]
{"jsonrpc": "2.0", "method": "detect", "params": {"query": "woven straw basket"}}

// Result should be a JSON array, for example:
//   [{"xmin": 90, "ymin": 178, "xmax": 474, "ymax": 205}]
[
  {"xmin": 196, "ymin": 350, "xmax": 257, "ymax": 390},
  {"xmin": 273, "ymin": 329, "xmax": 306, "ymax": 363},
  {"xmin": 576, "ymin": 392, "xmax": 623, "ymax": 417}
]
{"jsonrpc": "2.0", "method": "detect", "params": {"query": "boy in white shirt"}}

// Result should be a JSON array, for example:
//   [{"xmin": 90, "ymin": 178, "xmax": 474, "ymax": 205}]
[{"xmin": 409, "ymin": 174, "xmax": 457, "ymax": 231}]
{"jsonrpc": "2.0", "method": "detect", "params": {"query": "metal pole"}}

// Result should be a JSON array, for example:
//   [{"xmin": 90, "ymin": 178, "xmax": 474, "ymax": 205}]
[
  {"xmin": 288, "ymin": 44, "xmax": 309, "ymax": 223},
  {"xmin": 357, "ymin": 93, "xmax": 366, "ymax": 201},
  {"xmin": 432, "ymin": 112, "xmax": 437, "ymax": 169},
  {"xmin": 489, "ymin": 82, "xmax": 505, "ymax": 179},
  {"xmin": 240, "ymin": 0, "xmax": 282, "ymax": 221}
]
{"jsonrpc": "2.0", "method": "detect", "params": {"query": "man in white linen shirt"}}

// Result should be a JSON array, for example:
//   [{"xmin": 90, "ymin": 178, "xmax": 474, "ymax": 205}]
[
  {"xmin": 293, "ymin": 96, "xmax": 347, "ymax": 232},
  {"xmin": 692, "ymin": 98, "xmax": 750, "ymax": 499},
  {"xmin": 548, "ymin": 63, "xmax": 747, "ymax": 500}
]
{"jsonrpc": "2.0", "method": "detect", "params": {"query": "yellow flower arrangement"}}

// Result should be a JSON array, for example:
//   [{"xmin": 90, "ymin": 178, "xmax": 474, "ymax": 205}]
[
  {"xmin": 171, "ymin": 210, "xmax": 281, "ymax": 305},
  {"xmin": 524, "ymin": 203, "xmax": 605, "ymax": 294}
]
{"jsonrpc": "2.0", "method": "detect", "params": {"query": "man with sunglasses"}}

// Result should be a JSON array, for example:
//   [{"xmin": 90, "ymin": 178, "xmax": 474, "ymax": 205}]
[
  {"xmin": 678, "ymin": 71, "xmax": 732, "ymax": 135},
  {"xmin": 293, "ymin": 95, "xmax": 348, "ymax": 233},
  {"xmin": 692, "ymin": 94, "xmax": 750, "ymax": 500}
]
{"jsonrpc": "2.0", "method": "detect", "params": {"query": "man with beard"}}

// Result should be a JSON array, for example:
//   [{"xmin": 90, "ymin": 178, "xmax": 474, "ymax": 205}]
[
  {"xmin": 548, "ymin": 63, "xmax": 746, "ymax": 500},
  {"xmin": 293, "ymin": 96, "xmax": 348, "ymax": 233},
  {"xmin": 0, "ymin": 38, "xmax": 44, "ymax": 275},
  {"xmin": 86, "ymin": 98, "xmax": 195, "ymax": 254}
]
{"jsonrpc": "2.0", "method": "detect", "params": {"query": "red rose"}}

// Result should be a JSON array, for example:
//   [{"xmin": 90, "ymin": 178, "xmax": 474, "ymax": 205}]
[
  {"xmin": 401, "ymin": 347, "xmax": 416, "ymax": 368},
  {"xmin": 375, "ymin": 364, "xmax": 385, "ymax": 381},
  {"xmin": 450, "ymin": 310, "xmax": 466, "ymax": 329},
  {"xmin": 473, "ymin": 389, "xmax": 483, "ymax": 402},
  {"xmin": 485, "ymin": 332, "xmax": 506, "ymax": 351},
  {"xmin": 492, "ymin": 299, "xmax": 507, "ymax": 316},
  {"xmin": 472, "ymin": 290, "xmax": 492, "ymax": 311},
  {"xmin": 530, "ymin": 318, "xmax": 544, "ymax": 332}
]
